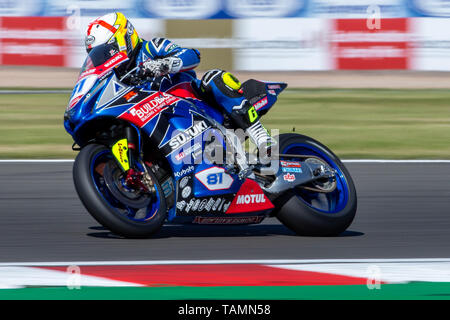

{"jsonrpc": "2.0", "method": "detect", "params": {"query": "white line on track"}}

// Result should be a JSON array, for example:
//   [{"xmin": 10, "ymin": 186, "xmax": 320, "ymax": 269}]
[
  {"xmin": 0, "ymin": 159, "xmax": 75, "ymax": 163},
  {"xmin": 0, "ymin": 90, "xmax": 71, "ymax": 94},
  {"xmin": 1, "ymin": 159, "xmax": 450, "ymax": 163},
  {"xmin": 0, "ymin": 267, "xmax": 140, "ymax": 289},
  {"xmin": 270, "ymin": 262, "xmax": 450, "ymax": 283},
  {"xmin": 343, "ymin": 159, "xmax": 450, "ymax": 163},
  {"xmin": 0, "ymin": 258, "xmax": 450, "ymax": 267}
]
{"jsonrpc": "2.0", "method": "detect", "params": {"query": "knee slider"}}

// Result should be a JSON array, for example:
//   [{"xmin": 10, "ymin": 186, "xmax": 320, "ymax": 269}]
[
  {"xmin": 222, "ymin": 72, "xmax": 242, "ymax": 92},
  {"xmin": 201, "ymin": 69, "xmax": 243, "ymax": 99}
]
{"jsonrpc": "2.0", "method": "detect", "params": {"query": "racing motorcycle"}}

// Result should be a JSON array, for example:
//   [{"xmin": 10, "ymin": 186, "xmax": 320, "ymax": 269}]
[{"xmin": 64, "ymin": 43, "xmax": 357, "ymax": 238}]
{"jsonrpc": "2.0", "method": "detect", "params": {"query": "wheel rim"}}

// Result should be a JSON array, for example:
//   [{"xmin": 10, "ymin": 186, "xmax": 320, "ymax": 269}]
[
  {"xmin": 90, "ymin": 149, "xmax": 161, "ymax": 222},
  {"xmin": 282, "ymin": 143, "xmax": 350, "ymax": 214}
]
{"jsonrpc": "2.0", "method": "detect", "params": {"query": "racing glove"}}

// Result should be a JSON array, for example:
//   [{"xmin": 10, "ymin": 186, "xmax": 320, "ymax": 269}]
[{"xmin": 139, "ymin": 57, "xmax": 183, "ymax": 78}]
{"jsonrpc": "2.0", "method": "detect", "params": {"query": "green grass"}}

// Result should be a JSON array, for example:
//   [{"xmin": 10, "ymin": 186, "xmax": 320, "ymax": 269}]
[
  {"xmin": 0, "ymin": 93, "xmax": 73, "ymax": 158},
  {"xmin": 1, "ymin": 88, "xmax": 450, "ymax": 159},
  {"xmin": 263, "ymin": 88, "xmax": 450, "ymax": 159}
]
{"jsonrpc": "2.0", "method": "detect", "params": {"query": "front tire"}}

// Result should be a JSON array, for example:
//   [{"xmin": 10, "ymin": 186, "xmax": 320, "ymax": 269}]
[
  {"xmin": 73, "ymin": 144, "xmax": 167, "ymax": 238},
  {"xmin": 274, "ymin": 133, "xmax": 357, "ymax": 236}
]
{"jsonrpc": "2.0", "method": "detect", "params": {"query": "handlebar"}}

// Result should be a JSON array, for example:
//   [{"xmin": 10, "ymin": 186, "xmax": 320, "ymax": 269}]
[{"xmin": 119, "ymin": 62, "xmax": 162, "ymax": 86}]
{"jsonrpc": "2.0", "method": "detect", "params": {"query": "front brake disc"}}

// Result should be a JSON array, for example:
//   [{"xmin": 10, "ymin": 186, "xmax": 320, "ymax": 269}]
[{"xmin": 103, "ymin": 161, "xmax": 151, "ymax": 209}]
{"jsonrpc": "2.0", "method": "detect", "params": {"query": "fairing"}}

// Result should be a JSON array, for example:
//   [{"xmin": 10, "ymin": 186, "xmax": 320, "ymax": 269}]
[{"xmin": 65, "ymin": 51, "xmax": 287, "ymax": 223}]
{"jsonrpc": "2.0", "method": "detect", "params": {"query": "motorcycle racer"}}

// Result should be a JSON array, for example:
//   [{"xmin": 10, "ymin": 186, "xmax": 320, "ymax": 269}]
[{"xmin": 84, "ymin": 12, "xmax": 275, "ymax": 164}]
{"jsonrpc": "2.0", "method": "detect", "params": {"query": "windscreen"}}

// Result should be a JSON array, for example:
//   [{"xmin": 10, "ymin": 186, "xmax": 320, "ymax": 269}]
[
  {"xmin": 67, "ymin": 44, "xmax": 129, "ymax": 111},
  {"xmin": 79, "ymin": 43, "xmax": 121, "ymax": 75}
]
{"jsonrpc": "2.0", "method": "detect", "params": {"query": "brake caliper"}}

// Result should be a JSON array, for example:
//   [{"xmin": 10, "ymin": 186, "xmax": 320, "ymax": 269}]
[
  {"xmin": 124, "ymin": 168, "xmax": 150, "ymax": 193},
  {"xmin": 111, "ymin": 139, "xmax": 155, "ymax": 194}
]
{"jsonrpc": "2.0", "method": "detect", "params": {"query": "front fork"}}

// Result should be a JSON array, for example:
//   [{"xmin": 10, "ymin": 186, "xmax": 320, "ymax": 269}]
[{"xmin": 110, "ymin": 126, "xmax": 155, "ymax": 193}]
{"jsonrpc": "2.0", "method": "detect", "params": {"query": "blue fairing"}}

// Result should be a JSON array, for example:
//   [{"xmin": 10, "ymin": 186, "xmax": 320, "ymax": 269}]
[
  {"xmin": 253, "ymin": 81, "xmax": 287, "ymax": 115},
  {"xmin": 64, "ymin": 65, "xmax": 285, "ymax": 223}
]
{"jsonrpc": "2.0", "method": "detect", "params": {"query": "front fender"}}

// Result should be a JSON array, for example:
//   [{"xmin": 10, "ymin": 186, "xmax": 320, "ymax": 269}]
[{"xmin": 69, "ymin": 116, "xmax": 142, "ymax": 153}]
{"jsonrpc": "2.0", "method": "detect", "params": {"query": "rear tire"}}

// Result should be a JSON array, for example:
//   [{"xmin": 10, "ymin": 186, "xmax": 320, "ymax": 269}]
[
  {"xmin": 73, "ymin": 144, "xmax": 167, "ymax": 238},
  {"xmin": 274, "ymin": 133, "xmax": 357, "ymax": 236}
]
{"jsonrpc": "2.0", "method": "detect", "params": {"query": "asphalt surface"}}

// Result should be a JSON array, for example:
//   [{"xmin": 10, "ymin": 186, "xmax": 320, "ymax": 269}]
[{"xmin": 0, "ymin": 162, "xmax": 449, "ymax": 263}]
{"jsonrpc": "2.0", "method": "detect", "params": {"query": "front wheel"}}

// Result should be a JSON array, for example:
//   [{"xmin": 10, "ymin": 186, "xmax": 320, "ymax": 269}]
[
  {"xmin": 73, "ymin": 144, "xmax": 167, "ymax": 238},
  {"xmin": 274, "ymin": 133, "xmax": 357, "ymax": 236}
]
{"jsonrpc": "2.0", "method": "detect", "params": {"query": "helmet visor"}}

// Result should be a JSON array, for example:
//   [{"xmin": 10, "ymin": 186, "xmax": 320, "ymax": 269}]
[{"xmin": 80, "ymin": 42, "xmax": 121, "ymax": 74}]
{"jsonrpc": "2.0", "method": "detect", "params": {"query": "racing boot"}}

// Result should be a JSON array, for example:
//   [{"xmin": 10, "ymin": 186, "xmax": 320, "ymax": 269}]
[{"xmin": 229, "ymin": 100, "xmax": 276, "ymax": 165}]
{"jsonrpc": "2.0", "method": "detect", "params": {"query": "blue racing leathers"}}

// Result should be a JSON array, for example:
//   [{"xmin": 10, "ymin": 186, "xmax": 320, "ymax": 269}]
[
  {"xmin": 132, "ymin": 37, "xmax": 273, "ymax": 153},
  {"xmin": 134, "ymin": 37, "xmax": 201, "ymax": 92}
]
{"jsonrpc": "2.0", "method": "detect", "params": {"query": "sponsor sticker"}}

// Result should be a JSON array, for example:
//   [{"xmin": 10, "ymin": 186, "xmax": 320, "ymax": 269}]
[
  {"xmin": 192, "ymin": 199, "xmax": 201, "ymax": 211},
  {"xmin": 103, "ymin": 52, "xmax": 128, "ymax": 69},
  {"xmin": 195, "ymin": 166, "xmax": 234, "ymax": 191},
  {"xmin": 165, "ymin": 42, "xmax": 179, "ymax": 53},
  {"xmin": 78, "ymin": 67, "xmax": 97, "ymax": 80},
  {"xmin": 161, "ymin": 179, "xmax": 173, "ymax": 197},
  {"xmin": 222, "ymin": 201, "xmax": 231, "ymax": 213},
  {"xmin": 124, "ymin": 90, "xmax": 138, "ymax": 102},
  {"xmin": 185, "ymin": 199, "xmax": 195, "ymax": 214},
  {"xmin": 111, "ymin": 139, "xmax": 130, "ymax": 172},
  {"xmin": 253, "ymin": 96, "xmax": 268, "ymax": 111},
  {"xmin": 174, "ymin": 166, "xmax": 195, "ymax": 178},
  {"xmin": 282, "ymin": 167, "xmax": 303, "ymax": 173},
  {"xmin": 174, "ymin": 142, "xmax": 202, "ymax": 162},
  {"xmin": 119, "ymin": 92, "xmax": 180, "ymax": 128},
  {"xmin": 176, "ymin": 200, "xmax": 186, "ymax": 211},
  {"xmin": 181, "ymin": 186, "xmax": 192, "ymax": 198},
  {"xmin": 198, "ymin": 199, "xmax": 208, "ymax": 211},
  {"xmin": 236, "ymin": 193, "xmax": 266, "ymax": 205},
  {"xmin": 177, "ymin": 196, "xmax": 233, "ymax": 214},
  {"xmin": 175, "ymin": 152, "xmax": 185, "ymax": 162},
  {"xmin": 280, "ymin": 160, "xmax": 302, "ymax": 168},
  {"xmin": 212, "ymin": 198, "xmax": 223, "ymax": 211},
  {"xmin": 283, "ymin": 173, "xmax": 296, "ymax": 182},
  {"xmin": 126, "ymin": 21, "xmax": 134, "ymax": 35},
  {"xmin": 193, "ymin": 216, "xmax": 264, "ymax": 225},
  {"xmin": 205, "ymin": 198, "xmax": 215, "ymax": 211},
  {"xmin": 226, "ymin": 179, "xmax": 274, "ymax": 214},
  {"xmin": 179, "ymin": 176, "xmax": 190, "ymax": 189},
  {"xmin": 168, "ymin": 121, "xmax": 209, "ymax": 151}
]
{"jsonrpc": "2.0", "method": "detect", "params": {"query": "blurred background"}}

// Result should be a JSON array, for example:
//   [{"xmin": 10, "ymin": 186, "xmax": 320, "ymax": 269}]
[
  {"xmin": 1, "ymin": 0, "xmax": 450, "ymax": 159},
  {"xmin": 3, "ymin": 1, "xmax": 450, "ymax": 73}
]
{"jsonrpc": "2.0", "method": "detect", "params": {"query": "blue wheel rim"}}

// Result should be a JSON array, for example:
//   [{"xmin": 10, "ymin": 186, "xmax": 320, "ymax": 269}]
[
  {"xmin": 282, "ymin": 143, "xmax": 349, "ymax": 214},
  {"xmin": 90, "ymin": 149, "xmax": 161, "ymax": 222}
]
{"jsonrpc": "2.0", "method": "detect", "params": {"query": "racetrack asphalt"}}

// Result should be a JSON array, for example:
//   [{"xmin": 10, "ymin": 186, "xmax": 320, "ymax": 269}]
[{"xmin": 0, "ymin": 162, "xmax": 449, "ymax": 263}]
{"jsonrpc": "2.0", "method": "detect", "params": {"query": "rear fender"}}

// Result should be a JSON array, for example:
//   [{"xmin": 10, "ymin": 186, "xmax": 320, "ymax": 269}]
[{"xmin": 242, "ymin": 80, "xmax": 287, "ymax": 116}]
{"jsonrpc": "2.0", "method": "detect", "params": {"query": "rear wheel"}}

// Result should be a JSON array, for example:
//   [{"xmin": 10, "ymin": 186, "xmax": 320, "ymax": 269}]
[
  {"xmin": 274, "ymin": 133, "xmax": 357, "ymax": 236},
  {"xmin": 73, "ymin": 144, "xmax": 167, "ymax": 238}
]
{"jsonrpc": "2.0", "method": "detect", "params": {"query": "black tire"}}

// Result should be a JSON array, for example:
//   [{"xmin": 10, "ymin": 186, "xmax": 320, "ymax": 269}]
[
  {"xmin": 274, "ymin": 133, "xmax": 357, "ymax": 236},
  {"xmin": 73, "ymin": 144, "xmax": 167, "ymax": 238}
]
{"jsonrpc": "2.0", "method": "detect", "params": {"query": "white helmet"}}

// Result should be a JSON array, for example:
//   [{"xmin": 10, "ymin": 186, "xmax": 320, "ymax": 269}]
[{"xmin": 85, "ymin": 12, "xmax": 140, "ymax": 56}]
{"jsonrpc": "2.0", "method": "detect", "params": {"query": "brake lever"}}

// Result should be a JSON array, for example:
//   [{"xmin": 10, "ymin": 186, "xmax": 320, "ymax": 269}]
[
  {"xmin": 119, "ymin": 65, "xmax": 140, "ymax": 83},
  {"xmin": 119, "ymin": 65, "xmax": 150, "ymax": 87}
]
